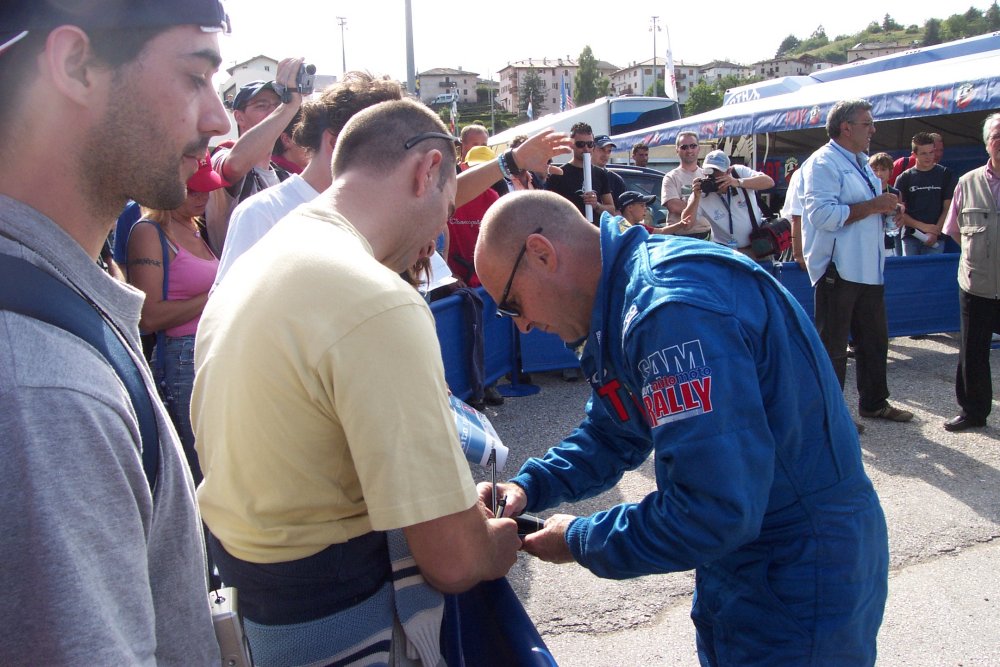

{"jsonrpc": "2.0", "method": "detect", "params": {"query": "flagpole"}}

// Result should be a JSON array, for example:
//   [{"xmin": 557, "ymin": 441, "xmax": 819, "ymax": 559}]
[{"xmin": 664, "ymin": 24, "xmax": 677, "ymax": 100}]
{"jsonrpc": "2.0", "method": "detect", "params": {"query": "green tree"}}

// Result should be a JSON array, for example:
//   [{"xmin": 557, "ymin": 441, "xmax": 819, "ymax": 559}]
[
  {"xmin": 923, "ymin": 18, "xmax": 942, "ymax": 45},
  {"xmin": 776, "ymin": 34, "xmax": 800, "ymax": 57},
  {"xmin": 645, "ymin": 79, "xmax": 666, "ymax": 97},
  {"xmin": 684, "ymin": 81, "xmax": 722, "ymax": 115},
  {"xmin": 943, "ymin": 13, "xmax": 971, "ymax": 39},
  {"xmin": 987, "ymin": 1, "xmax": 1000, "ymax": 30},
  {"xmin": 882, "ymin": 14, "xmax": 901, "ymax": 31},
  {"xmin": 596, "ymin": 76, "xmax": 611, "ymax": 98},
  {"xmin": 519, "ymin": 67, "xmax": 546, "ymax": 119},
  {"xmin": 574, "ymin": 45, "xmax": 603, "ymax": 106}
]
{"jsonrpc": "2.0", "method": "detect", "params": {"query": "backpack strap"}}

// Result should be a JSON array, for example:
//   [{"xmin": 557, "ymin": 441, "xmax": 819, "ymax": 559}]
[{"xmin": 0, "ymin": 254, "xmax": 160, "ymax": 493}]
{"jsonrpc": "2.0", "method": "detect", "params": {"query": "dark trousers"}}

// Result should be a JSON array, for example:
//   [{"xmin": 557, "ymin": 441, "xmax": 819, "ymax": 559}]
[
  {"xmin": 814, "ymin": 264, "xmax": 890, "ymax": 413},
  {"xmin": 955, "ymin": 289, "xmax": 1000, "ymax": 421}
]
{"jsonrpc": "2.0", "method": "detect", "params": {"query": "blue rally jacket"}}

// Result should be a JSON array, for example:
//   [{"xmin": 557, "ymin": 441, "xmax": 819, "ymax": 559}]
[{"xmin": 510, "ymin": 214, "xmax": 888, "ymax": 628}]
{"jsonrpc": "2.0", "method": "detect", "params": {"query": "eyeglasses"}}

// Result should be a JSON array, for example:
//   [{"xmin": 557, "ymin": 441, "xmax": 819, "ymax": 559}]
[
  {"xmin": 495, "ymin": 226, "xmax": 543, "ymax": 319},
  {"xmin": 678, "ymin": 143, "xmax": 699, "ymax": 150},
  {"xmin": 574, "ymin": 140, "xmax": 595, "ymax": 149},
  {"xmin": 403, "ymin": 131, "xmax": 461, "ymax": 151},
  {"xmin": 847, "ymin": 120, "xmax": 875, "ymax": 127}
]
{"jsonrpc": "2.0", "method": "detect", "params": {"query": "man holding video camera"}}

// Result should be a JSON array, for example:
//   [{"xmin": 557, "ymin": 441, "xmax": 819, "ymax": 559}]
[
  {"xmin": 205, "ymin": 57, "xmax": 308, "ymax": 255},
  {"xmin": 680, "ymin": 149, "xmax": 774, "ymax": 256}
]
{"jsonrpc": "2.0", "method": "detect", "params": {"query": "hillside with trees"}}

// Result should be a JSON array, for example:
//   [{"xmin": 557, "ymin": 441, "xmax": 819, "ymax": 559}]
[{"xmin": 685, "ymin": 4, "xmax": 1000, "ymax": 115}]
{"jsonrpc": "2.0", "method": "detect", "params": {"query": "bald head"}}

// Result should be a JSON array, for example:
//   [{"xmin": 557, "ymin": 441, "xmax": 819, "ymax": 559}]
[
  {"xmin": 475, "ymin": 191, "xmax": 601, "ymax": 341},
  {"xmin": 477, "ymin": 191, "xmax": 595, "ymax": 268}
]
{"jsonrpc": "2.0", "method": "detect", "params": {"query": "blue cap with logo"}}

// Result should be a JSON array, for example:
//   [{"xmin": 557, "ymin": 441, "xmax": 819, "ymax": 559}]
[
  {"xmin": 595, "ymin": 135, "xmax": 617, "ymax": 149},
  {"xmin": 1, "ymin": 0, "xmax": 229, "ymax": 55}
]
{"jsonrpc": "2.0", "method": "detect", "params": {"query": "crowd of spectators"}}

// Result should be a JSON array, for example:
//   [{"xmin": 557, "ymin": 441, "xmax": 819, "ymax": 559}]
[{"xmin": 1, "ymin": 1, "xmax": 995, "ymax": 663}]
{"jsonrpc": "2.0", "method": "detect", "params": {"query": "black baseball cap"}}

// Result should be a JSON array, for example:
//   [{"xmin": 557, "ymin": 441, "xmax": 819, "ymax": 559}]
[
  {"xmin": 231, "ymin": 80, "xmax": 279, "ymax": 111},
  {"xmin": 618, "ymin": 190, "xmax": 655, "ymax": 210},
  {"xmin": 595, "ymin": 135, "xmax": 617, "ymax": 149},
  {"xmin": 1, "ymin": 0, "xmax": 230, "ymax": 56}
]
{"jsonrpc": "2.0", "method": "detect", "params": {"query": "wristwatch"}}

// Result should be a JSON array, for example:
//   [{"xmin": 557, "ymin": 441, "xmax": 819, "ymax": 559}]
[{"xmin": 737, "ymin": 177, "xmax": 745, "ymax": 188}]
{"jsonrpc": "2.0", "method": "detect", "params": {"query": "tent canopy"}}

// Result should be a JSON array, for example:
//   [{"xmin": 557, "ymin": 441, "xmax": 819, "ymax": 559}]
[{"xmin": 612, "ymin": 49, "xmax": 1000, "ymax": 153}]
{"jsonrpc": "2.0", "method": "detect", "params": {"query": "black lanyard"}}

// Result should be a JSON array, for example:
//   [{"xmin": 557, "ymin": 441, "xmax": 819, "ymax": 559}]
[{"xmin": 839, "ymin": 146, "xmax": 878, "ymax": 198}]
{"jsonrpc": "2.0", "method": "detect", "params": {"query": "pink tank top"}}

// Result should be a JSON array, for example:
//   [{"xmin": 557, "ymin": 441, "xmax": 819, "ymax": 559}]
[{"xmin": 166, "ymin": 243, "xmax": 219, "ymax": 337}]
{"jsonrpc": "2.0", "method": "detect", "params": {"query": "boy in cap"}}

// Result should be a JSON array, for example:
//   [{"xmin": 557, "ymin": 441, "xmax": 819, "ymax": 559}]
[{"xmin": 0, "ymin": 1, "xmax": 230, "ymax": 663}]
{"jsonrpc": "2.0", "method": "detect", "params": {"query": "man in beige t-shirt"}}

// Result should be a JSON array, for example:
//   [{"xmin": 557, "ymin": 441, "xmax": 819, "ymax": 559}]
[
  {"xmin": 660, "ymin": 131, "xmax": 713, "ymax": 239},
  {"xmin": 194, "ymin": 99, "xmax": 521, "ymax": 663}
]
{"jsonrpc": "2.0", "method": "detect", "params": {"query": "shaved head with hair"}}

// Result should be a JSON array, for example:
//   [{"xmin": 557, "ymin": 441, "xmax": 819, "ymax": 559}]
[{"xmin": 332, "ymin": 98, "xmax": 456, "ymax": 181}]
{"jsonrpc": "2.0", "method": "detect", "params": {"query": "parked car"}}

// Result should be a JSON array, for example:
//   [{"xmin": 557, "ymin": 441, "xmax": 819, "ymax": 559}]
[{"xmin": 607, "ymin": 164, "xmax": 667, "ymax": 226}]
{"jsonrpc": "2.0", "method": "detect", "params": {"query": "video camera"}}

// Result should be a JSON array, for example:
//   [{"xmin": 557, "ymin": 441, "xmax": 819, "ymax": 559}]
[{"xmin": 273, "ymin": 63, "xmax": 317, "ymax": 102}]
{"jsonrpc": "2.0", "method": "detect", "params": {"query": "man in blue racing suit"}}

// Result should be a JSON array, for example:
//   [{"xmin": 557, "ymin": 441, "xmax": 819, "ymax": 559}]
[{"xmin": 473, "ymin": 191, "xmax": 888, "ymax": 666}]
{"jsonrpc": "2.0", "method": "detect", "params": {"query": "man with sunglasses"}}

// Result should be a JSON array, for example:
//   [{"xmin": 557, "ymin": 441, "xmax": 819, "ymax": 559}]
[
  {"xmin": 474, "ymin": 191, "xmax": 888, "ymax": 666},
  {"xmin": 661, "ymin": 132, "xmax": 713, "ymax": 239},
  {"xmin": 0, "ymin": 1, "xmax": 231, "ymax": 663},
  {"xmin": 545, "ymin": 122, "xmax": 616, "ymax": 222},
  {"xmin": 193, "ymin": 99, "xmax": 522, "ymax": 664},
  {"xmin": 801, "ymin": 99, "xmax": 913, "ymax": 428}
]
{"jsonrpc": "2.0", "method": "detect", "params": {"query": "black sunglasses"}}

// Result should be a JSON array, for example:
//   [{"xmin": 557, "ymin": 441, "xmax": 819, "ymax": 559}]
[
  {"xmin": 495, "ymin": 227, "xmax": 543, "ymax": 319},
  {"xmin": 403, "ymin": 131, "xmax": 461, "ymax": 151},
  {"xmin": 574, "ymin": 140, "xmax": 595, "ymax": 149},
  {"xmin": 678, "ymin": 143, "xmax": 699, "ymax": 150}
]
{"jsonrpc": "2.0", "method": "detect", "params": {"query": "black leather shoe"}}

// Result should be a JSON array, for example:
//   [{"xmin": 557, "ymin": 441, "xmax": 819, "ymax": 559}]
[{"xmin": 943, "ymin": 415, "xmax": 987, "ymax": 432}]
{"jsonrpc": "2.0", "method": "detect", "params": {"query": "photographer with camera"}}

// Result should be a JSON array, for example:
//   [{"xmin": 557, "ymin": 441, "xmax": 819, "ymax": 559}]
[
  {"xmin": 204, "ymin": 56, "xmax": 309, "ymax": 255},
  {"xmin": 679, "ymin": 149, "xmax": 774, "ymax": 257}
]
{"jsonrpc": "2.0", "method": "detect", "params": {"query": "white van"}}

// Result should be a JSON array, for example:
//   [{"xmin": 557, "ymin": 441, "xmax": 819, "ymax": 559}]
[{"xmin": 431, "ymin": 92, "xmax": 458, "ymax": 105}]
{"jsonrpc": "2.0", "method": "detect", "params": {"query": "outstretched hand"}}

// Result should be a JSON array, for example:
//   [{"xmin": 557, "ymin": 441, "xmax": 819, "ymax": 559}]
[{"xmin": 512, "ymin": 129, "xmax": 573, "ymax": 174}]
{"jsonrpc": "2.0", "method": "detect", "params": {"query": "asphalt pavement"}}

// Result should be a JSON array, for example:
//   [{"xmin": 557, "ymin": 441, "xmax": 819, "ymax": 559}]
[{"xmin": 474, "ymin": 332, "xmax": 1000, "ymax": 666}]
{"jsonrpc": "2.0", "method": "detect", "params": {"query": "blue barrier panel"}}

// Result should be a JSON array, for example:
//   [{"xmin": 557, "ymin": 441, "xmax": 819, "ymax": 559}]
[
  {"xmin": 431, "ymin": 293, "xmax": 474, "ymax": 401},
  {"xmin": 772, "ymin": 253, "xmax": 960, "ymax": 337},
  {"xmin": 478, "ymin": 287, "xmax": 516, "ymax": 387},
  {"xmin": 883, "ymin": 253, "xmax": 961, "ymax": 336},
  {"xmin": 520, "ymin": 329, "xmax": 580, "ymax": 374},
  {"xmin": 770, "ymin": 261, "xmax": 815, "ymax": 317}
]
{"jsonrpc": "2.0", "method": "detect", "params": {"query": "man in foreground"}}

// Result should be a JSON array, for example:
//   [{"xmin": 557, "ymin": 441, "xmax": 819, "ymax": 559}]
[
  {"xmin": 474, "ymin": 191, "xmax": 889, "ymax": 666},
  {"xmin": 0, "ymin": 1, "xmax": 230, "ymax": 663},
  {"xmin": 194, "ymin": 99, "xmax": 521, "ymax": 665}
]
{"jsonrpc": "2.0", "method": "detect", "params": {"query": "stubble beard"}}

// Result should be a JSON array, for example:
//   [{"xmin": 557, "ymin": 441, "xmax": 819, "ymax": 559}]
[{"xmin": 80, "ymin": 70, "xmax": 205, "ymax": 222}]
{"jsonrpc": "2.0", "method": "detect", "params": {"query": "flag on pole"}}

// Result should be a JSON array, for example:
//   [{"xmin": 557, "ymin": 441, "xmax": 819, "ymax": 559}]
[
  {"xmin": 450, "ymin": 98, "xmax": 458, "ymax": 135},
  {"xmin": 527, "ymin": 99, "xmax": 534, "ymax": 120},
  {"xmin": 664, "ymin": 26, "xmax": 678, "ymax": 100},
  {"xmin": 560, "ymin": 73, "xmax": 575, "ymax": 111}
]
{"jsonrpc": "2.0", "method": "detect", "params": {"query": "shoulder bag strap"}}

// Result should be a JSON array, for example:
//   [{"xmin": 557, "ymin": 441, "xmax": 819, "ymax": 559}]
[
  {"xmin": 740, "ymin": 186, "xmax": 761, "ymax": 232},
  {"xmin": 0, "ymin": 254, "xmax": 160, "ymax": 493}
]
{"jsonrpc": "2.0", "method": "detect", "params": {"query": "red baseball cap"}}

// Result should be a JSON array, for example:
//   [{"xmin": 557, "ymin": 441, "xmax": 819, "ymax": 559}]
[{"xmin": 186, "ymin": 155, "xmax": 225, "ymax": 193}]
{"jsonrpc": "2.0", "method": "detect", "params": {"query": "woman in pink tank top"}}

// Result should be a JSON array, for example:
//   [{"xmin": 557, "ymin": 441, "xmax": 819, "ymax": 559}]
[{"xmin": 126, "ymin": 156, "xmax": 223, "ymax": 484}]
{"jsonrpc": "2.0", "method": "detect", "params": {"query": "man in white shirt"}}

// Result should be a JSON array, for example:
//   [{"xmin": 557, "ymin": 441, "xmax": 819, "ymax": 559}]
[
  {"xmin": 661, "ymin": 132, "xmax": 713, "ymax": 239},
  {"xmin": 214, "ymin": 73, "xmax": 403, "ymax": 287},
  {"xmin": 681, "ymin": 150, "xmax": 774, "ymax": 255},
  {"xmin": 801, "ymin": 98, "xmax": 913, "ymax": 427}
]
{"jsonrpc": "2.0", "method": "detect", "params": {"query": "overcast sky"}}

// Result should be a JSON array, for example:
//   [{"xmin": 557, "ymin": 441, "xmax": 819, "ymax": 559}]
[{"xmin": 216, "ymin": 0, "xmax": 981, "ymax": 84}]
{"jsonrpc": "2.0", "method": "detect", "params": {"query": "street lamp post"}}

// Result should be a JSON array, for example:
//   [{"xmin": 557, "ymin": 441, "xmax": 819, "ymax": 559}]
[
  {"xmin": 336, "ymin": 16, "xmax": 347, "ymax": 75},
  {"xmin": 649, "ymin": 16, "xmax": 661, "ymax": 96}
]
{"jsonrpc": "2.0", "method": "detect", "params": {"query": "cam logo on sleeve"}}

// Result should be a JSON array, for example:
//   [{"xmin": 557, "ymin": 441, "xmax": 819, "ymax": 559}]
[{"xmin": 638, "ymin": 339, "xmax": 713, "ymax": 427}]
